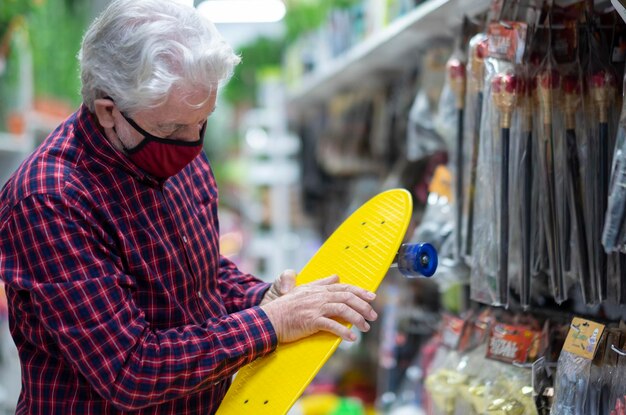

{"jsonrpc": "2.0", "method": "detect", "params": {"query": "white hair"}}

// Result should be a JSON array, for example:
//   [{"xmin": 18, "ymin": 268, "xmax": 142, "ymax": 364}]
[{"xmin": 78, "ymin": 0, "xmax": 240, "ymax": 113}]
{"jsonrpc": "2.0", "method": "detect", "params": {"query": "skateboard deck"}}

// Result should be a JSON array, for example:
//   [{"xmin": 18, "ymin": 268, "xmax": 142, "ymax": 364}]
[{"xmin": 216, "ymin": 188, "xmax": 413, "ymax": 415}]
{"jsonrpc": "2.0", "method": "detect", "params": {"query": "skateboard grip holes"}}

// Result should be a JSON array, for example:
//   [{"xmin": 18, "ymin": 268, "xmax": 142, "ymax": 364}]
[
  {"xmin": 244, "ymin": 399, "xmax": 249, "ymax": 404},
  {"xmin": 364, "ymin": 245, "xmax": 369, "ymax": 249},
  {"xmin": 264, "ymin": 400, "xmax": 269, "ymax": 405},
  {"xmin": 345, "ymin": 246, "xmax": 350, "ymax": 249},
  {"xmin": 381, "ymin": 220, "xmax": 386, "ymax": 224},
  {"xmin": 361, "ymin": 222, "xmax": 366, "ymax": 225}
]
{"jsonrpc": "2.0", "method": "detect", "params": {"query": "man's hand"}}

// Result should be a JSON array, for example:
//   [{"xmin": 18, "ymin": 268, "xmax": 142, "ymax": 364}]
[
  {"xmin": 260, "ymin": 269, "xmax": 297, "ymax": 306},
  {"xmin": 260, "ymin": 275, "xmax": 378, "ymax": 343}
]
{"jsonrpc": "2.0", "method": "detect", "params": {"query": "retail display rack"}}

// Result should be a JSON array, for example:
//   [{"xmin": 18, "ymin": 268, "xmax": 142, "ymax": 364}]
[{"xmin": 287, "ymin": 0, "xmax": 491, "ymax": 110}]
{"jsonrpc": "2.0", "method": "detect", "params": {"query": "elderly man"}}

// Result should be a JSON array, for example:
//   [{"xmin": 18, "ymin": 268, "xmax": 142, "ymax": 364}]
[{"xmin": 0, "ymin": 1, "xmax": 377, "ymax": 413}]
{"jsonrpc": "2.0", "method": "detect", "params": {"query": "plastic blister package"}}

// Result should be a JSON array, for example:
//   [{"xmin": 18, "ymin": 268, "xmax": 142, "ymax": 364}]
[
  {"xmin": 546, "ymin": 14, "xmax": 594, "ymax": 306},
  {"xmin": 581, "ymin": 20, "xmax": 620, "ymax": 303},
  {"xmin": 481, "ymin": 363, "xmax": 537, "ymax": 415},
  {"xmin": 470, "ymin": 21, "xmax": 527, "ymax": 307},
  {"xmin": 561, "ymin": 63, "xmax": 595, "ymax": 306},
  {"xmin": 603, "ymin": 43, "xmax": 626, "ymax": 304},
  {"xmin": 512, "ymin": 66, "xmax": 536, "ymax": 310},
  {"xmin": 406, "ymin": 41, "xmax": 452, "ymax": 163},
  {"xmin": 603, "ymin": 91, "xmax": 626, "ymax": 253},
  {"xmin": 444, "ymin": 51, "xmax": 466, "ymax": 262},
  {"xmin": 424, "ymin": 323, "xmax": 464, "ymax": 415},
  {"xmin": 583, "ymin": 329, "xmax": 621, "ymax": 415},
  {"xmin": 469, "ymin": 49, "xmax": 501, "ymax": 305},
  {"xmin": 425, "ymin": 312, "xmax": 492, "ymax": 415},
  {"xmin": 532, "ymin": 356, "xmax": 558, "ymax": 415},
  {"xmin": 608, "ymin": 333, "xmax": 626, "ymax": 414},
  {"xmin": 532, "ymin": 25, "xmax": 569, "ymax": 305},
  {"xmin": 502, "ymin": 5, "xmax": 592, "ymax": 306},
  {"xmin": 551, "ymin": 348, "xmax": 592, "ymax": 414},
  {"xmin": 441, "ymin": 17, "xmax": 483, "ymax": 266},
  {"xmin": 462, "ymin": 32, "xmax": 488, "ymax": 265},
  {"xmin": 551, "ymin": 316, "xmax": 605, "ymax": 415}
]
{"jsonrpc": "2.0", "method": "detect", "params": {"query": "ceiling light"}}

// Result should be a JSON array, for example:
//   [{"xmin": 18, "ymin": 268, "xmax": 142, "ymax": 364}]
[{"xmin": 196, "ymin": 0, "xmax": 286, "ymax": 24}]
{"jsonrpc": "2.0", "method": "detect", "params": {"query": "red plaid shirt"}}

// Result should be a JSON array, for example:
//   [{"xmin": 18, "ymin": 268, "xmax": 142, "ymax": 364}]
[{"xmin": 0, "ymin": 105, "xmax": 277, "ymax": 414}]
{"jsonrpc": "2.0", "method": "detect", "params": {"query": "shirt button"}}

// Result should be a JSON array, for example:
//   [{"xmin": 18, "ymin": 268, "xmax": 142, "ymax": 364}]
[
  {"xmin": 183, "ymin": 236, "xmax": 188, "ymax": 243},
  {"xmin": 197, "ymin": 291, "xmax": 202, "ymax": 298}
]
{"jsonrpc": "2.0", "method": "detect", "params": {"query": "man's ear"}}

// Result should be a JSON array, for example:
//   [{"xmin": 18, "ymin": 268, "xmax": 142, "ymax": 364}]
[{"xmin": 93, "ymin": 98, "xmax": 116, "ymax": 129}]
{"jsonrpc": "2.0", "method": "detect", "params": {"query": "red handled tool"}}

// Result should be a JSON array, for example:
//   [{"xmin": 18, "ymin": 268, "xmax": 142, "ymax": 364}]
[
  {"xmin": 537, "ymin": 68, "xmax": 566, "ymax": 303},
  {"xmin": 464, "ymin": 36, "xmax": 488, "ymax": 260},
  {"xmin": 448, "ymin": 58, "xmax": 467, "ymax": 261},
  {"xmin": 493, "ymin": 72, "xmax": 518, "ymax": 306}
]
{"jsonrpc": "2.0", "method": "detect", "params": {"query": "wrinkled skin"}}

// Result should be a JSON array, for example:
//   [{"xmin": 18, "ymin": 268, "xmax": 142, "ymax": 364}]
[{"xmin": 260, "ymin": 273, "xmax": 377, "ymax": 343}]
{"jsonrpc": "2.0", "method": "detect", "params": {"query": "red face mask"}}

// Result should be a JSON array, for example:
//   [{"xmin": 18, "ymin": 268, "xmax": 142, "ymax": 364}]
[{"xmin": 117, "ymin": 112, "xmax": 206, "ymax": 179}]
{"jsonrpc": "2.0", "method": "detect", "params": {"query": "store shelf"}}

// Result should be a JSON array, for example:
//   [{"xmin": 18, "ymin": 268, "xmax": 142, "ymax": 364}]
[{"xmin": 287, "ymin": 0, "xmax": 490, "ymax": 109}]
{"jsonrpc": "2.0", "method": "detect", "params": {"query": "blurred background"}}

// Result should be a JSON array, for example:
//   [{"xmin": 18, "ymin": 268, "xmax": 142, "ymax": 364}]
[
  {"xmin": 0, "ymin": 1, "xmax": 458, "ymax": 413},
  {"xmin": 5, "ymin": 0, "xmax": 626, "ymax": 414}
]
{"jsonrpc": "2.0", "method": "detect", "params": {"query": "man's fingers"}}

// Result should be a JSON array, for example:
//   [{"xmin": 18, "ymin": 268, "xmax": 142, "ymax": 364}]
[
  {"xmin": 305, "ymin": 277, "xmax": 376, "ymax": 302},
  {"xmin": 262, "ymin": 273, "xmax": 380, "ymax": 344},
  {"xmin": 308, "ymin": 274, "xmax": 340, "ymax": 286},
  {"xmin": 328, "ymin": 292, "xmax": 378, "ymax": 322},
  {"xmin": 316, "ymin": 318, "xmax": 356, "ymax": 341},
  {"xmin": 322, "ymin": 302, "xmax": 371, "ymax": 332},
  {"xmin": 325, "ymin": 283, "xmax": 376, "ymax": 301}
]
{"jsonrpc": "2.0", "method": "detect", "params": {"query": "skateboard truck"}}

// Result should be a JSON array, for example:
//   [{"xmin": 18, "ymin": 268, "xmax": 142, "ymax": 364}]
[{"xmin": 391, "ymin": 243, "xmax": 438, "ymax": 277}]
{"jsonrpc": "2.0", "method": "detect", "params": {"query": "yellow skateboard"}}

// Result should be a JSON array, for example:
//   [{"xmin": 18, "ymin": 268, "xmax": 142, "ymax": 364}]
[{"xmin": 216, "ymin": 188, "xmax": 435, "ymax": 415}]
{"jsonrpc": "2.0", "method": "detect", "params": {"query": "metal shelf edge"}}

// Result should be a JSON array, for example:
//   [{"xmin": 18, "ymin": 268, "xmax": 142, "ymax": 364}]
[{"xmin": 287, "ymin": 0, "xmax": 489, "ymax": 111}]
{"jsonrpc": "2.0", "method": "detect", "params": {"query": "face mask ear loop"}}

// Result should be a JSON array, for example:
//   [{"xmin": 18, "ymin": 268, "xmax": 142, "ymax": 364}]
[
  {"xmin": 112, "ymin": 125, "xmax": 133, "ymax": 153},
  {"xmin": 119, "ymin": 111, "xmax": 161, "ymax": 140},
  {"xmin": 103, "ymin": 96, "xmax": 151, "ymax": 153}
]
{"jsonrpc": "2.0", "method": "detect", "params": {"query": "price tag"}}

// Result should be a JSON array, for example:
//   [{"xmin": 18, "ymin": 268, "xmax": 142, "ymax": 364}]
[{"xmin": 562, "ymin": 317, "xmax": 605, "ymax": 360}]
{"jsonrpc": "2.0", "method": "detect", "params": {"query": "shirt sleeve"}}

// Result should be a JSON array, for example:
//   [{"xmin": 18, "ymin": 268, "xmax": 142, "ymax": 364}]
[
  {"xmin": 0, "ymin": 193, "xmax": 277, "ymax": 411},
  {"xmin": 217, "ymin": 255, "xmax": 271, "ymax": 313}
]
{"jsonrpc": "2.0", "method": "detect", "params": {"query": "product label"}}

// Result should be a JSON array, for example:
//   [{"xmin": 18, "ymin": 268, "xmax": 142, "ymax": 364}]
[
  {"xmin": 486, "ymin": 323, "xmax": 540, "ymax": 364},
  {"xmin": 441, "ymin": 314, "xmax": 465, "ymax": 349},
  {"xmin": 487, "ymin": 21, "xmax": 528, "ymax": 64},
  {"xmin": 562, "ymin": 317, "xmax": 605, "ymax": 360}
]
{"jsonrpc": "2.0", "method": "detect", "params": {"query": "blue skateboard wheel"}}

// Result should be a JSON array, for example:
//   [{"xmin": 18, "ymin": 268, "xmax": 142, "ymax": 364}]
[{"xmin": 397, "ymin": 243, "xmax": 438, "ymax": 278}]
